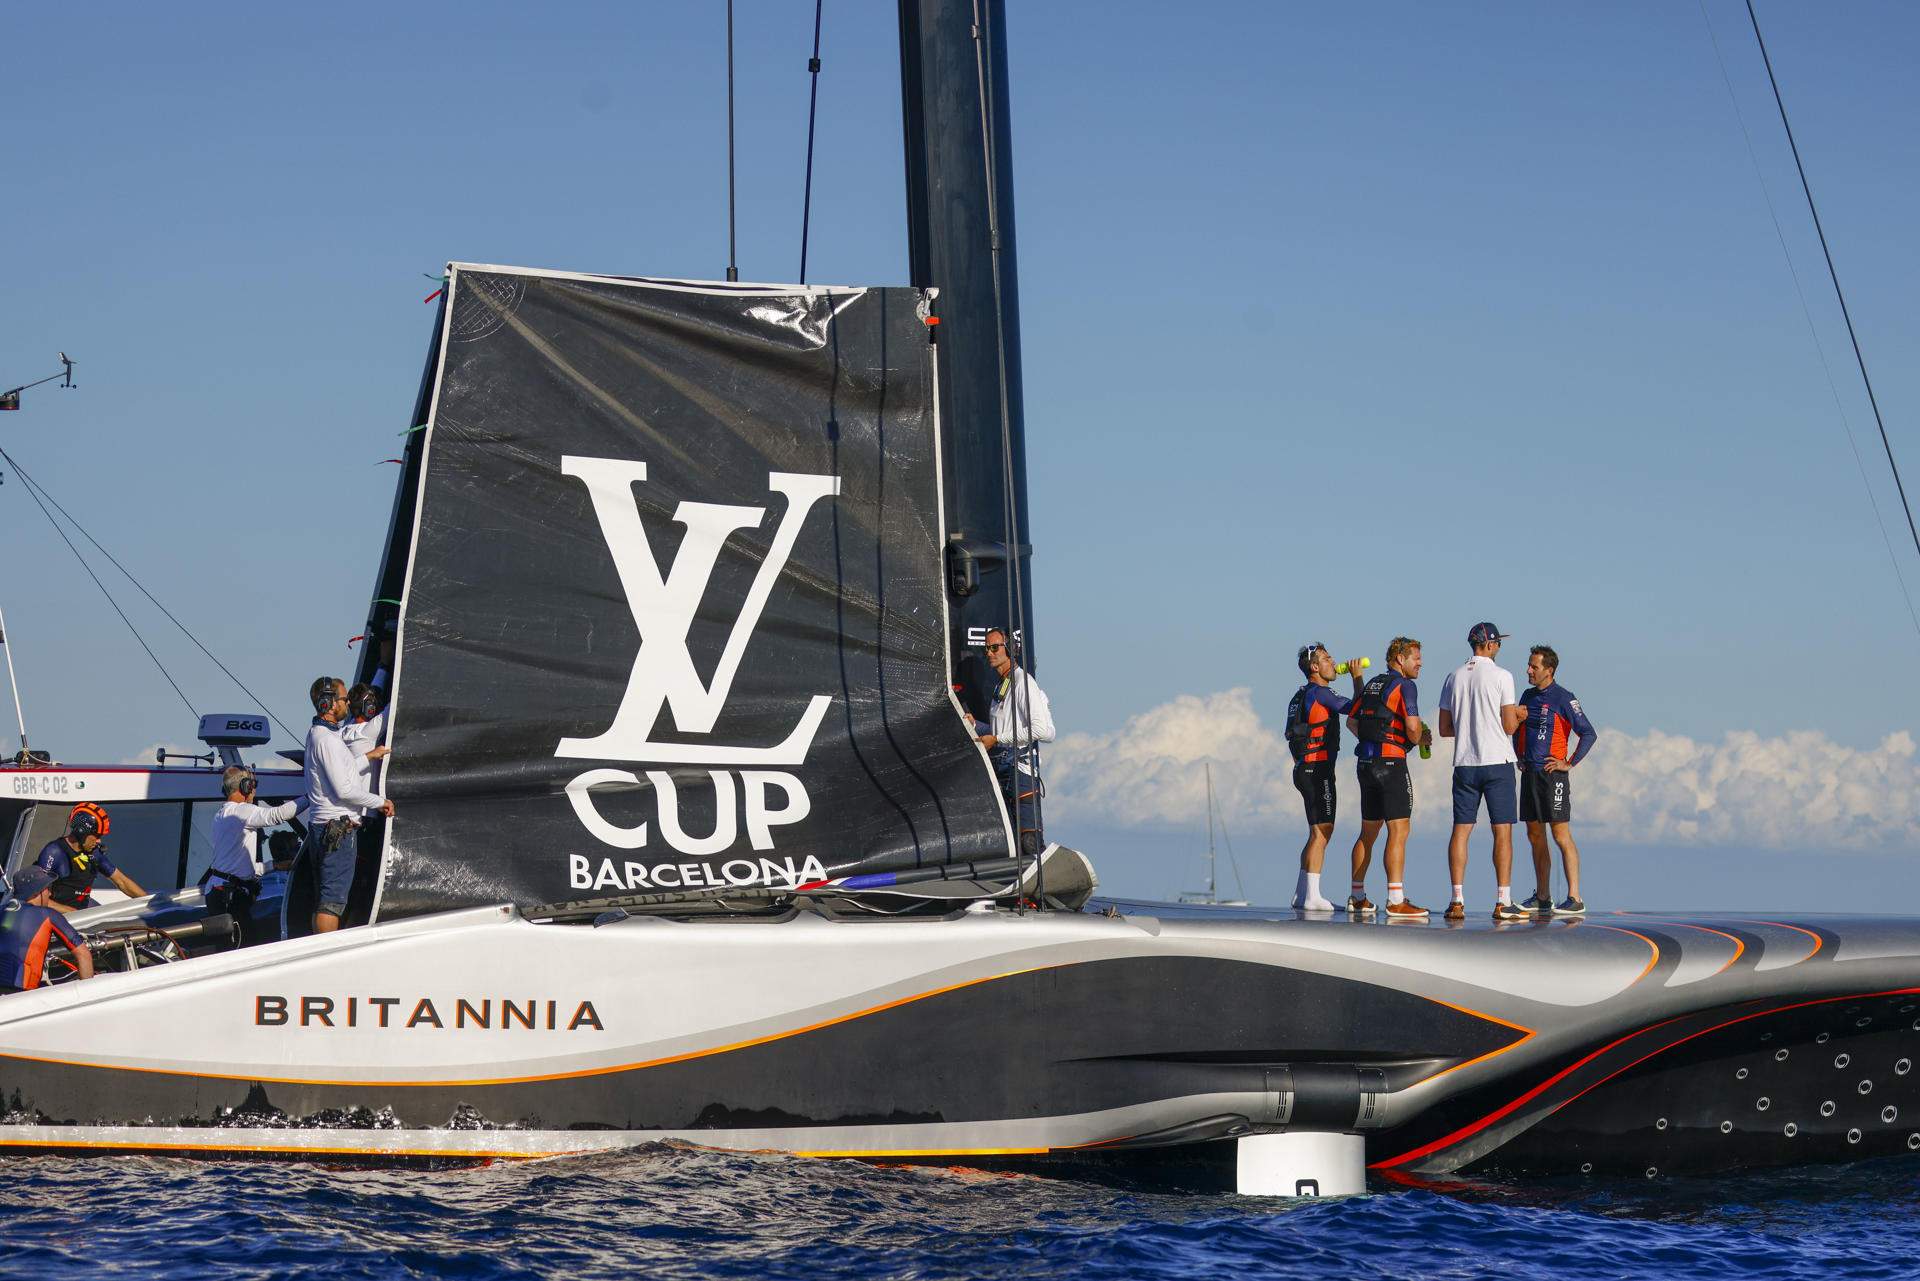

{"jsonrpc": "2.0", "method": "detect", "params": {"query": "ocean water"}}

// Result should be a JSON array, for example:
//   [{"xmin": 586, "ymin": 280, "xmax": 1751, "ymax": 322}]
[{"xmin": 0, "ymin": 1148, "xmax": 1914, "ymax": 1280}]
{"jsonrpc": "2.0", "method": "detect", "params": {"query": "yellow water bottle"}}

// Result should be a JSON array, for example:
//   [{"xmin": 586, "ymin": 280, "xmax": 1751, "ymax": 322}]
[{"xmin": 1334, "ymin": 657, "xmax": 1371, "ymax": 676}]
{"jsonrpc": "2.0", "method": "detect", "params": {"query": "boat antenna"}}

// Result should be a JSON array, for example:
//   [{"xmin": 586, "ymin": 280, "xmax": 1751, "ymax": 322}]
[
  {"xmin": 1696, "ymin": 1, "xmax": 1920, "ymax": 643},
  {"xmin": 724, "ymin": 0, "xmax": 740, "ymax": 283},
  {"xmin": 1743, "ymin": 0, "xmax": 1920, "ymax": 568},
  {"xmin": 0, "ymin": 353, "xmax": 77, "ymax": 411},
  {"xmin": 969, "ymin": 0, "xmax": 1044, "ymax": 905},
  {"xmin": 0, "ymin": 602, "xmax": 31, "ymax": 761},
  {"xmin": 798, "ymin": 0, "xmax": 826, "ymax": 284}
]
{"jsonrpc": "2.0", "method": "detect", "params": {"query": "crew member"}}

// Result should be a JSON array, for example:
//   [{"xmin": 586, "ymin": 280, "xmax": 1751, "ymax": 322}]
[
  {"xmin": 208, "ymin": 766, "xmax": 306, "ymax": 944},
  {"xmin": 1437, "ymin": 622, "xmax": 1527, "ymax": 921},
  {"xmin": 0, "ymin": 867, "xmax": 93, "ymax": 992},
  {"xmin": 978, "ymin": 628, "xmax": 1054, "ymax": 858},
  {"xmin": 1516, "ymin": 645, "xmax": 1597, "ymax": 916},
  {"xmin": 1284, "ymin": 643, "xmax": 1366, "ymax": 912},
  {"xmin": 299, "ymin": 676, "xmax": 394, "ymax": 935},
  {"xmin": 341, "ymin": 683, "xmax": 391, "ymax": 810},
  {"xmin": 35, "ymin": 802, "xmax": 145, "ymax": 914},
  {"xmin": 1347, "ymin": 637, "xmax": 1432, "ymax": 919}
]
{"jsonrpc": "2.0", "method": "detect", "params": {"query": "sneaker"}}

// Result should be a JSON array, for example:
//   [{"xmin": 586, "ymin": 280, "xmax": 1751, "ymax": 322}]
[
  {"xmin": 1553, "ymin": 897, "xmax": 1587, "ymax": 916},
  {"xmin": 1293, "ymin": 897, "xmax": 1336, "ymax": 913},
  {"xmin": 1492, "ymin": 901, "xmax": 1529, "ymax": 922},
  {"xmin": 1384, "ymin": 899, "xmax": 1429, "ymax": 920},
  {"xmin": 1346, "ymin": 895, "xmax": 1375, "ymax": 915},
  {"xmin": 1520, "ymin": 894, "xmax": 1552, "ymax": 915},
  {"xmin": 1443, "ymin": 900, "xmax": 1465, "ymax": 922}
]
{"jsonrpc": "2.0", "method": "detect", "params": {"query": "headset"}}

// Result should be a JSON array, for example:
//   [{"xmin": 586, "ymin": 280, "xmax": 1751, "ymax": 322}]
[
  {"xmin": 311, "ymin": 676, "xmax": 342, "ymax": 715},
  {"xmin": 984, "ymin": 626, "xmax": 1023, "ymax": 663},
  {"xmin": 223, "ymin": 766, "xmax": 258, "ymax": 799}
]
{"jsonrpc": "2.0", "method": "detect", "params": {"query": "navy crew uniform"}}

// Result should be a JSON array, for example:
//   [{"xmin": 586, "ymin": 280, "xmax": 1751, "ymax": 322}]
[
  {"xmin": 36, "ymin": 803, "xmax": 120, "ymax": 910},
  {"xmin": 0, "ymin": 868, "xmax": 84, "ymax": 993},
  {"xmin": 1286, "ymin": 669, "xmax": 1354, "ymax": 827}
]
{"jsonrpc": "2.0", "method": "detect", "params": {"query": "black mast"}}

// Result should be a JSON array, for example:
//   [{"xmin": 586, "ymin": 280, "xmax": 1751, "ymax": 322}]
[{"xmin": 898, "ymin": 0, "xmax": 1035, "ymax": 677}]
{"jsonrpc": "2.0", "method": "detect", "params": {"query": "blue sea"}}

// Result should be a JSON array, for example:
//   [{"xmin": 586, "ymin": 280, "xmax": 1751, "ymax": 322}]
[{"xmin": 0, "ymin": 1148, "xmax": 1914, "ymax": 1279}]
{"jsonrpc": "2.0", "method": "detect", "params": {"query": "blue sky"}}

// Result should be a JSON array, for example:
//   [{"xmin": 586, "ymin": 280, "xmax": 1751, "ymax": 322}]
[{"xmin": 4, "ymin": 2, "xmax": 1918, "ymax": 906}]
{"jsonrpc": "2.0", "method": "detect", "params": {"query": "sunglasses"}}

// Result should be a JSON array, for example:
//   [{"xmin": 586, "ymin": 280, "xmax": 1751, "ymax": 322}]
[{"xmin": 984, "ymin": 643, "xmax": 1006, "ymax": 653}]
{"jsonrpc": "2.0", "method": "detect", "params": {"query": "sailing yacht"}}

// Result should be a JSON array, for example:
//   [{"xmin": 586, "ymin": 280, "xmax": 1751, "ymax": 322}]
[{"xmin": 0, "ymin": 1, "xmax": 1915, "ymax": 1196}]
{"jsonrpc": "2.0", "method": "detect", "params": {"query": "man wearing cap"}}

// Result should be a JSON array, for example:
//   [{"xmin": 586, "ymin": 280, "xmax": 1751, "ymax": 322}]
[
  {"xmin": 1437, "ymin": 623, "xmax": 1528, "ymax": 921},
  {"xmin": 0, "ymin": 867, "xmax": 94, "ymax": 992},
  {"xmin": 36, "ymin": 803, "xmax": 146, "ymax": 914},
  {"xmin": 1284, "ymin": 644, "xmax": 1367, "ymax": 912}
]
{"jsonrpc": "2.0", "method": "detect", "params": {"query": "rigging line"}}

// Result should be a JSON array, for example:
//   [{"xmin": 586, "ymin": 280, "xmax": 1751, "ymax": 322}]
[
  {"xmin": 725, "ymin": 0, "xmax": 740, "ymax": 283},
  {"xmin": 972, "ymin": 0, "xmax": 1041, "ymax": 903},
  {"xmin": 1211, "ymin": 797, "xmax": 1248, "ymax": 902},
  {"xmin": 1, "ymin": 448, "xmax": 198, "ymax": 722},
  {"xmin": 798, "ymin": 0, "xmax": 825, "ymax": 284},
  {"xmin": 1745, "ymin": 0, "xmax": 1920, "ymax": 565},
  {"xmin": 0, "ymin": 444, "xmax": 301, "ymax": 743},
  {"xmin": 1697, "ymin": 1, "xmax": 1920, "ymax": 643}
]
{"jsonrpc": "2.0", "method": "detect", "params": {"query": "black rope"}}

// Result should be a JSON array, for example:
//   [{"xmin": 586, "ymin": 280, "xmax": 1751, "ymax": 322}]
[
  {"xmin": 1, "ymin": 447, "xmax": 199, "ymax": 722},
  {"xmin": 1697, "ymin": 1, "xmax": 1920, "ymax": 643},
  {"xmin": 969, "ymin": 0, "xmax": 1043, "ymax": 905},
  {"xmin": 0, "ymin": 444, "xmax": 301, "ymax": 744},
  {"xmin": 725, "ymin": 0, "xmax": 740, "ymax": 283},
  {"xmin": 1745, "ymin": 0, "xmax": 1920, "ymax": 567},
  {"xmin": 798, "ymin": 0, "xmax": 826, "ymax": 284}
]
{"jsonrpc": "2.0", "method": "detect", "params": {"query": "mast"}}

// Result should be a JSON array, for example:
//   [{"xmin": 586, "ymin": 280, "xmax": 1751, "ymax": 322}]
[
  {"xmin": 1205, "ymin": 762, "xmax": 1217, "ymax": 901},
  {"xmin": 0, "ymin": 602, "xmax": 28, "ymax": 759},
  {"xmin": 898, "ymin": 0, "xmax": 1036, "ymax": 671}
]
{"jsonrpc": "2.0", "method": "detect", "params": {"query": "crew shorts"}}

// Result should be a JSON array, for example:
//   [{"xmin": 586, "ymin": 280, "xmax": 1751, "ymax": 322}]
[
  {"xmin": 1292, "ymin": 761, "xmax": 1337, "ymax": 827},
  {"xmin": 1356, "ymin": 758, "xmax": 1413, "ymax": 823},
  {"xmin": 305, "ymin": 823, "xmax": 361, "ymax": 918},
  {"xmin": 1452, "ymin": 763, "xmax": 1517, "ymax": 825},
  {"xmin": 1519, "ymin": 765, "xmax": 1571, "ymax": 824}
]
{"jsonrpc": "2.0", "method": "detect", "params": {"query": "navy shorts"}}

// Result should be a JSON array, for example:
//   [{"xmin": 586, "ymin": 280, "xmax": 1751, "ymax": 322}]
[
  {"xmin": 1519, "ymin": 766, "xmax": 1571, "ymax": 823},
  {"xmin": 1452, "ymin": 763, "xmax": 1516, "ymax": 825},
  {"xmin": 1292, "ymin": 762, "xmax": 1337, "ymax": 827},
  {"xmin": 307, "ymin": 824, "xmax": 360, "ymax": 918}
]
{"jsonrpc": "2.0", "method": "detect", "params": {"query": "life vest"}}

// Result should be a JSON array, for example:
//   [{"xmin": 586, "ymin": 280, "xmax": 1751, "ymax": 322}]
[
  {"xmin": 49, "ymin": 844, "xmax": 100, "ymax": 909},
  {"xmin": 1285, "ymin": 685, "xmax": 1342, "ymax": 764},
  {"xmin": 1352, "ymin": 674, "xmax": 1410, "ymax": 753}
]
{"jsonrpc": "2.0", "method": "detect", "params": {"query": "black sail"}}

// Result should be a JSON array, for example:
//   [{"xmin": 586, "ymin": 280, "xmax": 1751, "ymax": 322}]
[{"xmin": 373, "ymin": 265, "xmax": 1013, "ymax": 921}]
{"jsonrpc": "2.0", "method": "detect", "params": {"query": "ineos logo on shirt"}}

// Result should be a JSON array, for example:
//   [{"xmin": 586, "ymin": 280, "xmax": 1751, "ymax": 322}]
[{"xmin": 554, "ymin": 457, "xmax": 840, "ymax": 878}]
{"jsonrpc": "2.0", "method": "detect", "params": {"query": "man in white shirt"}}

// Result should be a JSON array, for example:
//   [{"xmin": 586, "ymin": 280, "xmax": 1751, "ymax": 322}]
[
  {"xmin": 979, "ymin": 628, "xmax": 1054, "ymax": 857},
  {"xmin": 208, "ymin": 766, "xmax": 305, "ymax": 943},
  {"xmin": 299, "ymin": 676, "xmax": 395, "ymax": 936},
  {"xmin": 1436, "ymin": 623, "xmax": 1527, "ymax": 922}
]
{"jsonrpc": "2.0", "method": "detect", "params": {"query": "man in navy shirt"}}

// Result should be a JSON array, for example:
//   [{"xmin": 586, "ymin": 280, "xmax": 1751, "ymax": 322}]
[
  {"xmin": 36, "ymin": 803, "xmax": 145, "ymax": 913},
  {"xmin": 0, "ymin": 867, "xmax": 93, "ymax": 992},
  {"xmin": 1285, "ymin": 643, "xmax": 1367, "ymax": 911},
  {"xmin": 1515, "ymin": 645, "xmax": 1597, "ymax": 915}
]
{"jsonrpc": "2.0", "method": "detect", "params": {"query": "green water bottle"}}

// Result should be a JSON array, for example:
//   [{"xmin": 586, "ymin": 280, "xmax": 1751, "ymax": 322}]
[
  {"xmin": 1334, "ymin": 657, "xmax": 1371, "ymax": 676},
  {"xmin": 1419, "ymin": 727, "xmax": 1432, "ymax": 760}
]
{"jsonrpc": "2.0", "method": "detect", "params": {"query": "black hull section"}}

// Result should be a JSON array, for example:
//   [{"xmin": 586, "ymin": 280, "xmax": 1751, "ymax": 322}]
[{"xmin": 0, "ymin": 957, "xmax": 1515, "ymax": 1133}]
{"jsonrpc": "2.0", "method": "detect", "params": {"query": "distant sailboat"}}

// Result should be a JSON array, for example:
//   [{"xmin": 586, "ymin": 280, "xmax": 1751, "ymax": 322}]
[{"xmin": 1179, "ymin": 762, "xmax": 1248, "ymax": 906}]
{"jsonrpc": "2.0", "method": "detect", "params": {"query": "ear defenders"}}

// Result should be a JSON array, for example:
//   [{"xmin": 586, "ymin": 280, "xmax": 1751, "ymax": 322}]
[{"xmin": 312, "ymin": 679, "xmax": 339, "ymax": 714}]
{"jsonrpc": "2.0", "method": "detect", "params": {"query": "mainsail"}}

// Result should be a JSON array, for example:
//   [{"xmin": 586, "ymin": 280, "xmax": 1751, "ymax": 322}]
[{"xmin": 372, "ymin": 265, "xmax": 1014, "ymax": 921}]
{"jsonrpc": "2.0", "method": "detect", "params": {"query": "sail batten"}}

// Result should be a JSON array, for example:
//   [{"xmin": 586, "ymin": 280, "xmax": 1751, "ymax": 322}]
[{"xmin": 373, "ymin": 266, "xmax": 1012, "ymax": 921}]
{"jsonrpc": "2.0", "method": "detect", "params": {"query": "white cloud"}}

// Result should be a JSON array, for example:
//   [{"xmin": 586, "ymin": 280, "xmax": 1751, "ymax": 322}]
[{"xmin": 1045, "ymin": 689, "xmax": 1920, "ymax": 852}]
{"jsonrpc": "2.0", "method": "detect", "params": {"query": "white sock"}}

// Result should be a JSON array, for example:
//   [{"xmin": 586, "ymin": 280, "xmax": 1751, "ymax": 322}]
[
  {"xmin": 1498, "ymin": 886, "xmax": 1512, "ymax": 906},
  {"xmin": 1387, "ymin": 882, "xmax": 1405, "ymax": 906},
  {"xmin": 1306, "ymin": 872, "xmax": 1322, "ymax": 900},
  {"xmin": 1451, "ymin": 884, "xmax": 1464, "ymax": 904}
]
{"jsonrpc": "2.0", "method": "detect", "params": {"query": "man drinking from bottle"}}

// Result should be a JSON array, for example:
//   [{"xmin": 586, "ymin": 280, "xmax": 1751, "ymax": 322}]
[{"xmin": 1285, "ymin": 643, "xmax": 1368, "ymax": 911}]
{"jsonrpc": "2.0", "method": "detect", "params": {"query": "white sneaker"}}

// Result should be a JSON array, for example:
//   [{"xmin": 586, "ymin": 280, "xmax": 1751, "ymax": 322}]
[{"xmin": 1294, "ymin": 897, "xmax": 1336, "ymax": 912}]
